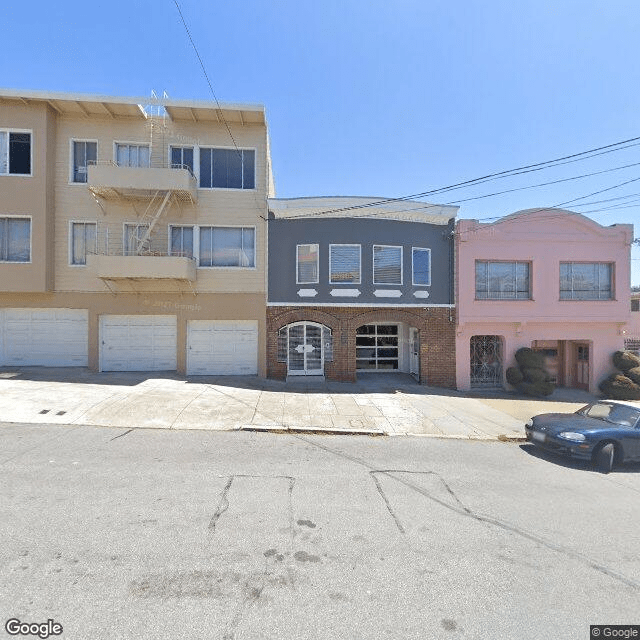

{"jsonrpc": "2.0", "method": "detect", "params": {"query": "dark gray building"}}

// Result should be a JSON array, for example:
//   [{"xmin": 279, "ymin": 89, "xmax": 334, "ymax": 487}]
[{"xmin": 266, "ymin": 197, "xmax": 458, "ymax": 386}]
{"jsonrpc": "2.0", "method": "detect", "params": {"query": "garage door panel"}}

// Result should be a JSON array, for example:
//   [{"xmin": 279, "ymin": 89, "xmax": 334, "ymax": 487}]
[
  {"xmin": 0, "ymin": 308, "xmax": 88, "ymax": 366},
  {"xmin": 187, "ymin": 320, "xmax": 258, "ymax": 375},
  {"xmin": 100, "ymin": 315, "xmax": 177, "ymax": 372}
]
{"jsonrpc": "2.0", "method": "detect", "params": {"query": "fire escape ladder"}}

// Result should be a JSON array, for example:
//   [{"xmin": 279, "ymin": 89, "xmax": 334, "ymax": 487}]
[{"xmin": 135, "ymin": 189, "xmax": 173, "ymax": 254}]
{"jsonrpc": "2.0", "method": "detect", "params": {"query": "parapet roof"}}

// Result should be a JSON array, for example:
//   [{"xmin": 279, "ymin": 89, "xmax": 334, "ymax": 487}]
[
  {"xmin": 0, "ymin": 88, "xmax": 266, "ymax": 125},
  {"xmin": 268, "ymin": 196, "xmax": 458, "ymax": 225}
]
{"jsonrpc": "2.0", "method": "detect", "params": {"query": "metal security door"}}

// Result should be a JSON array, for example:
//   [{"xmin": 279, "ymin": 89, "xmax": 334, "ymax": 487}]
[
  {"xmin": 470, "ymin": 335, "xmax": 503, "ymax": 388},
  {"xmin": 287, "ymin": 323, "xmax": 324, "ymax": 376},
  {"xmin": 409, "ymin": 328, "xmax": 420, "ymax": 379}
]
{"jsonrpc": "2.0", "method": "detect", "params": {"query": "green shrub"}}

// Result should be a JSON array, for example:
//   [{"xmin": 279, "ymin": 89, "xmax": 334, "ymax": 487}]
[
  {"xmin": 522, "ymin": 367, "xmax": 547, "ymax": 384},
  {"xmin": 506, "ymin": 367, "xmax": 524, "ymax": 386},
  {"xmin": 612, "ymin": 350, "xmax": 640, "ymax": 372},
  {"xmin": 514, "ymin": 348, "xmax": 544, "ymax": 369},
  {"xmin": 626, "ymin": 366, "xmax": 640, "ymax": 385},
  {"xmin": 599, "ymin": 373, "xmax": 640, "ymax": 400}
]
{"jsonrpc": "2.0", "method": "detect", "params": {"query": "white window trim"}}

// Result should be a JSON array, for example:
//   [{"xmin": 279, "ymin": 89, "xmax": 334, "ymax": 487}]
[
  {"xmin": 373, "ymin": 244, "xmax": 403, "ymax": 286},
  {"xmin": 167, "ymin": 224, "xmax": 196, "ymax": 260},
  {"xmin": 68, "ymin": 220, "xmax": 97, "ymax": 267},
  {"xmin": 123, "ymin": 221, "xmax": 150, "ymax": 256},
  {"xmin": 329, "ymin": 243, "xmax": 361, "ymax": 285},
  {"xmin": 296, "ymin": 243, "xmax": 319, "ymax": 285},
  {"xmin": 0, "ymin": 214, "xmax": 32, "ymax": 263},
  {"xmin": 197, "ymin": 145, "xmax": 257, "ymax": 191},
  {"xmin": 0, "ymin": 128, "xmax": 33, "ymax": 177},
  {"xmin": 68, "ymin": 138, "xmax": 98, "ymax": 184},
  {"xmin": 196, "ymin": 224, "xmax": 257, "ymax": 270},
  {"xmin": 113, "ymin": 140, "xmax": 151, "ymax": 167},
  {"xmin": 412, "ymin": 247, "xmax": 431, "ymax": 287},
  {"xmin": 168, "ymin": 145, "xmax": 197, "ymax": 179}
]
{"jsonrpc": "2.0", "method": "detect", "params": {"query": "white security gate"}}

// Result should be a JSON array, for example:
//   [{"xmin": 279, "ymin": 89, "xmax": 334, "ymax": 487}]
[
  {"xmin": 409, "ymin": 327, "xmax": 420, "ymax": 378},
  {"xmin": 187, "ymin": 320, "xmax": 258, "ymax": 375},
  {"xmin": 100, "ymin": 315, "xmax": 177, "ymax": 371},
  {"xmin": 287, "ymin": 323, "xmax": 324, "ymax": 376},
  {"xmin": 0, "ymin": 308, "xmax": 88, "ymax": 366}
]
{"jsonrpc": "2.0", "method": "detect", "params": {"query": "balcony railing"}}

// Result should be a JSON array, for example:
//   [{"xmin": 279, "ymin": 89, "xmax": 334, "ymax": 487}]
[
  {"xmin": 84, "ymin": 222, "xmax": 197, "ymax": 281},
  {"xmin": 87, "ymin": 161, "xmax": 197, "ymax": 202}
]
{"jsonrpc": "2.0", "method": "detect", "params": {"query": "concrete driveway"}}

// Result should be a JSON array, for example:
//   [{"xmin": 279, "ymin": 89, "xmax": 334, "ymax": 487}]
[{"xmin": 0, "ymin": 367, "xmax": 597, "ymax": 440}]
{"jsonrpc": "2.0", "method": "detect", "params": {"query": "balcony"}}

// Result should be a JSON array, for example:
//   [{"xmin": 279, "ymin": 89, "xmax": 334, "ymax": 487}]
[
  {"xmin": 87, "ymin": 254, "xmax": 196, "ymax": 281},
  {"xmin": 87, "ymin": 162, "xmax": 198, "ymax": 203}
]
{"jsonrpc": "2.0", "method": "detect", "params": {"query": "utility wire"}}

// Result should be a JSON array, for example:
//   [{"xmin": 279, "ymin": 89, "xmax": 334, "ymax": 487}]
[
  {"xmin": 284, "ymin": 136, "xmax": 640, "ymax": 218},
  {"xmin": 173, "ymin": 0, "xmax": 240, "ymax": 152}
]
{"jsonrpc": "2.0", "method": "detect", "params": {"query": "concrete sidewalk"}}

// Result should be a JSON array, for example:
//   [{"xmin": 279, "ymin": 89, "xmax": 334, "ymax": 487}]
[{"xmin": 0, "ymin": 367, "xmax": 596, "ymax": 439}]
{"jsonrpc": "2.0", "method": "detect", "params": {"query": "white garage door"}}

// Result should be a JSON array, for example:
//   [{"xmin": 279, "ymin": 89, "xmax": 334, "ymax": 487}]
[
  {"xmin": 100, "ymin": 315, "xmax": 177, "ymax": 372},
  {"xmin": 187, "ymin": 320, "xmax": 258, "ymax": 375},
  {"xmin": 0, "ymin": 308, "xmax": 88, "ymax": 366}
]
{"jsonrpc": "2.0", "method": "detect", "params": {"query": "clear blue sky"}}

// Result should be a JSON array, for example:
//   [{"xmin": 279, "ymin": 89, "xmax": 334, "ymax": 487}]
[{"xmin": 3, "ymin": 0, "xmax": 639, "ymax": 283}]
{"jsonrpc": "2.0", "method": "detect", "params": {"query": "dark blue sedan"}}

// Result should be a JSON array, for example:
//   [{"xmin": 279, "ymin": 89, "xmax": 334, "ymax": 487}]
[{"xmin": 525, "ymin": 400, "xmax": 640, "ymax": 473}]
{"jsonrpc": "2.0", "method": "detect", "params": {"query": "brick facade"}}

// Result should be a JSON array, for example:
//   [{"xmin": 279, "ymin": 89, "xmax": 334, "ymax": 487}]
[{"xmin": 266, "ymin": 306, "xmax": 457, "ymax": 387}]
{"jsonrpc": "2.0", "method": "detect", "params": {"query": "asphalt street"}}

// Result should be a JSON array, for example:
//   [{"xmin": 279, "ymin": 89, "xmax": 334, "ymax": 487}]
[{"xmin": 1, "ymin": 423, "xmax": 638, "ymax": 640}]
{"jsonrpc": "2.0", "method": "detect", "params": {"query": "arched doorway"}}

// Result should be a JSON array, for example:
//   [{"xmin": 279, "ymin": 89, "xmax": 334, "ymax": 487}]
[{"xmin": 278, "ymin": 322, "xmax": 332, "ymax": 376}]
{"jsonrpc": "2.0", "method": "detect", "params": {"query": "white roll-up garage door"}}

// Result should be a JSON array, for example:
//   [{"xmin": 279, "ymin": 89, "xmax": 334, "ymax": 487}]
[
  {"xmin": 100, "ymin": 315, "xmax": 177, "ymax": 372},
  {"xmin": 0, "ymin": 308, "xmax": 89, "ymax": 366},
  {"xmin": 187, "ymin": 320, "xmax": 258, "ymax": 375}
]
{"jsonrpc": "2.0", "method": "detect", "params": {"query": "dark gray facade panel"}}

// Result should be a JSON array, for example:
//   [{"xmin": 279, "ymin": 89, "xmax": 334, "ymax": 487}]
[{"xmin": 268, "ymin": 217, "xmax": 454, "ymax": 305}]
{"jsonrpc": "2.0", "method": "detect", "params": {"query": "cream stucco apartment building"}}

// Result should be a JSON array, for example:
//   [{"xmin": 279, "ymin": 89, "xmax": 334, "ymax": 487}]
[{"xmin": 0, "ymin": 89, "xmax": 274, "ymax": 375}]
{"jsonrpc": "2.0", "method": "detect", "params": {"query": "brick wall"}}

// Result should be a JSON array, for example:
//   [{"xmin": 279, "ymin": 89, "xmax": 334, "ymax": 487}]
[{"xmin": 266, "ymin": 306, "xmax": 457, "ymax": 388}]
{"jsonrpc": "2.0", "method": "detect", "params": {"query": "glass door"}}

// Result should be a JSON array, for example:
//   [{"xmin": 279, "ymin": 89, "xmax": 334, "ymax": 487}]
[
  {"xmin": 409, "ymin": 328, "xmax": 420, "ymax": 378},
  {"xmin": 287, "ymin": 323, "xmax": 324, "ymax": 376}
]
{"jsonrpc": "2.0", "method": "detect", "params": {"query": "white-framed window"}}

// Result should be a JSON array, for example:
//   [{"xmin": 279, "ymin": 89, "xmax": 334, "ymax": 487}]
[
  {"xmin": 560, "ymin": 262, "xmax": 613, "ymax": 300},
  {"xmin": 373, "ymin": 245, "xmax": 403, "ymax": 285},
  {"xmin": 475, "ymin": 261, "xmax": 531, "ymax": 300},
  {"xmin": 70, "ymin": 221, "xmax": 97, "ymax": 265},
  {"xmin": 71, "ymin": 140, "xmax": 97, "ymax": 183},
  {"xmin": 0, "ymin": 129, "xmax": 31, "ymax": 175},
  {"xmin": 412, "ymin": 247, "xmax": 431, "ymax": 286},
  {"xmin": 329, "ymin": 244, "xmax": 360, "ymax": 284},
  {"xmin": 169, "ymin": 146, "xmax": 194, "ymax": 174},
  {"xmin": 124, "ymin": 223, "xmax": 150, "ymax": 255},
  {"xmin": 0, "ymin": 216, "xmax": 31, "ymax": 262},
  {"xmin": 199, "ymin": 148, "xmax": 255, "ymax": 189},
  {"xmin": 296, "ymin": 243, "xmax": 319, "ymax": 284},
  {"xmin": 169, "ymin": 225, "xmax": 194, "ymax": 259},
  {"xmin": 115, "ymin": 143, "xmax": 150, "ymax": 168},
  {"xmin": 199, "ymin": 226, "xmax": 255, "ymax": 268}
]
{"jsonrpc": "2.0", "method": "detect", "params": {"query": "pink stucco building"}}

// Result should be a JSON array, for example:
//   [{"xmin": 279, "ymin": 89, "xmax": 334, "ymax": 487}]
[{"xmin": 455, "ymin": 209, "xmax": 634, "ymax": 393}]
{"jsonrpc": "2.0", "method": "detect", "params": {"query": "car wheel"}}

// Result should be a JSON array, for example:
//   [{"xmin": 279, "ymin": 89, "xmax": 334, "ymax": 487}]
[{"xmin": 594, "ymin": 443, "xmax": 615, "ymax": 474}]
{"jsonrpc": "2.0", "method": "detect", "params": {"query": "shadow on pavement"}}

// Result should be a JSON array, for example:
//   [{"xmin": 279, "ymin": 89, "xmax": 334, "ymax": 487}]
[
  {"xmin": 519, "ymin": 443, "xmax": 640, "ymax": 474},
  {"xmin": 0, "ymin": 366, "xmax": 599, "ymax": 404}
]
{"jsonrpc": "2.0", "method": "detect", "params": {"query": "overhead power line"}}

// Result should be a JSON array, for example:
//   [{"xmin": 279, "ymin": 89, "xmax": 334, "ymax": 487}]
[{"xmin": 286, "ymin": 135, "xmax": 640, "ymax": 218}]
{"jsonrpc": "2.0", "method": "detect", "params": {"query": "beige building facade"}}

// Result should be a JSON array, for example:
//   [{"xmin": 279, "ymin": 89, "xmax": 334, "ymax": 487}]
[{"xmin": 0, "ymin": 89, "xmax": 273, "ymax": 375}]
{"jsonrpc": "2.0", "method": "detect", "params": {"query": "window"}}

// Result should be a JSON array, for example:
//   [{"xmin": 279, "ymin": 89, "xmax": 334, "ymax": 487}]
[
  {"xmin": 560, "ymin": 263, "xmax": 613, "ymax": 300},
  {"xmin": 199, "ymin": 148, "xmax": 255, "ymax": 189},
  {"xmin": 296, "ymin": 244, "xmax": 319, "ymax": 284},
  {"xmin": 116, "ymin": 143, "xmax": 150, "ymax": 168},
  {"xmin": 72, "ymin": 141, "xmax": 97, "ymax": 183},
  {"xmin": 0, "ymin": 130, "xmax": 31, "ymax": 175},
  {"xmin": 330, "ymin": 244, "xmax": 360, "ymax": 284},
  {"xmin": 124, "ymin": 223, "xmax": 150, "ymax": 255},
  {"xmin": 199, "ymin": 227, "xmax": 255, "ymax": 267},
  {"xmin": 170, "ymin": 146, "xmax": 194, "ymax": 174},
  {"xmin": 412, "ymin": 248, "xmax": 431, "ymax": 286},
  {"xmin": 0, "ymin": 217, "xmax": 30, "ymax": 262},
  {"xmin": 70, "ymin": 222, "xmax": 96, "ymax": 265},
  {"xmin": 169, "ymin": 225, "xmax": 194, "ymax": 259},
  {"xmin": 373, "ymin": 245, "xmax": 402, "ymax": 285},
  {"xmin": 475, "ymin": 261, "xmax": 530, "ymax": 299}
]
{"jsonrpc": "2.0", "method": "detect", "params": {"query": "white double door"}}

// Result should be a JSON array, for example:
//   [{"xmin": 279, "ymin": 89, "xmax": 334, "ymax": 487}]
[{"xmin": 287, "ymin": 323, "xmax": 323, "ymax": 376}]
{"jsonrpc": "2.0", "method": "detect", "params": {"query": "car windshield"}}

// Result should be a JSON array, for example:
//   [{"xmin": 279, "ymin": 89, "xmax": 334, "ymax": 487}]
[{"xmin": 576, "ymin": 402, "xmax": 640, "ymax": 427}]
